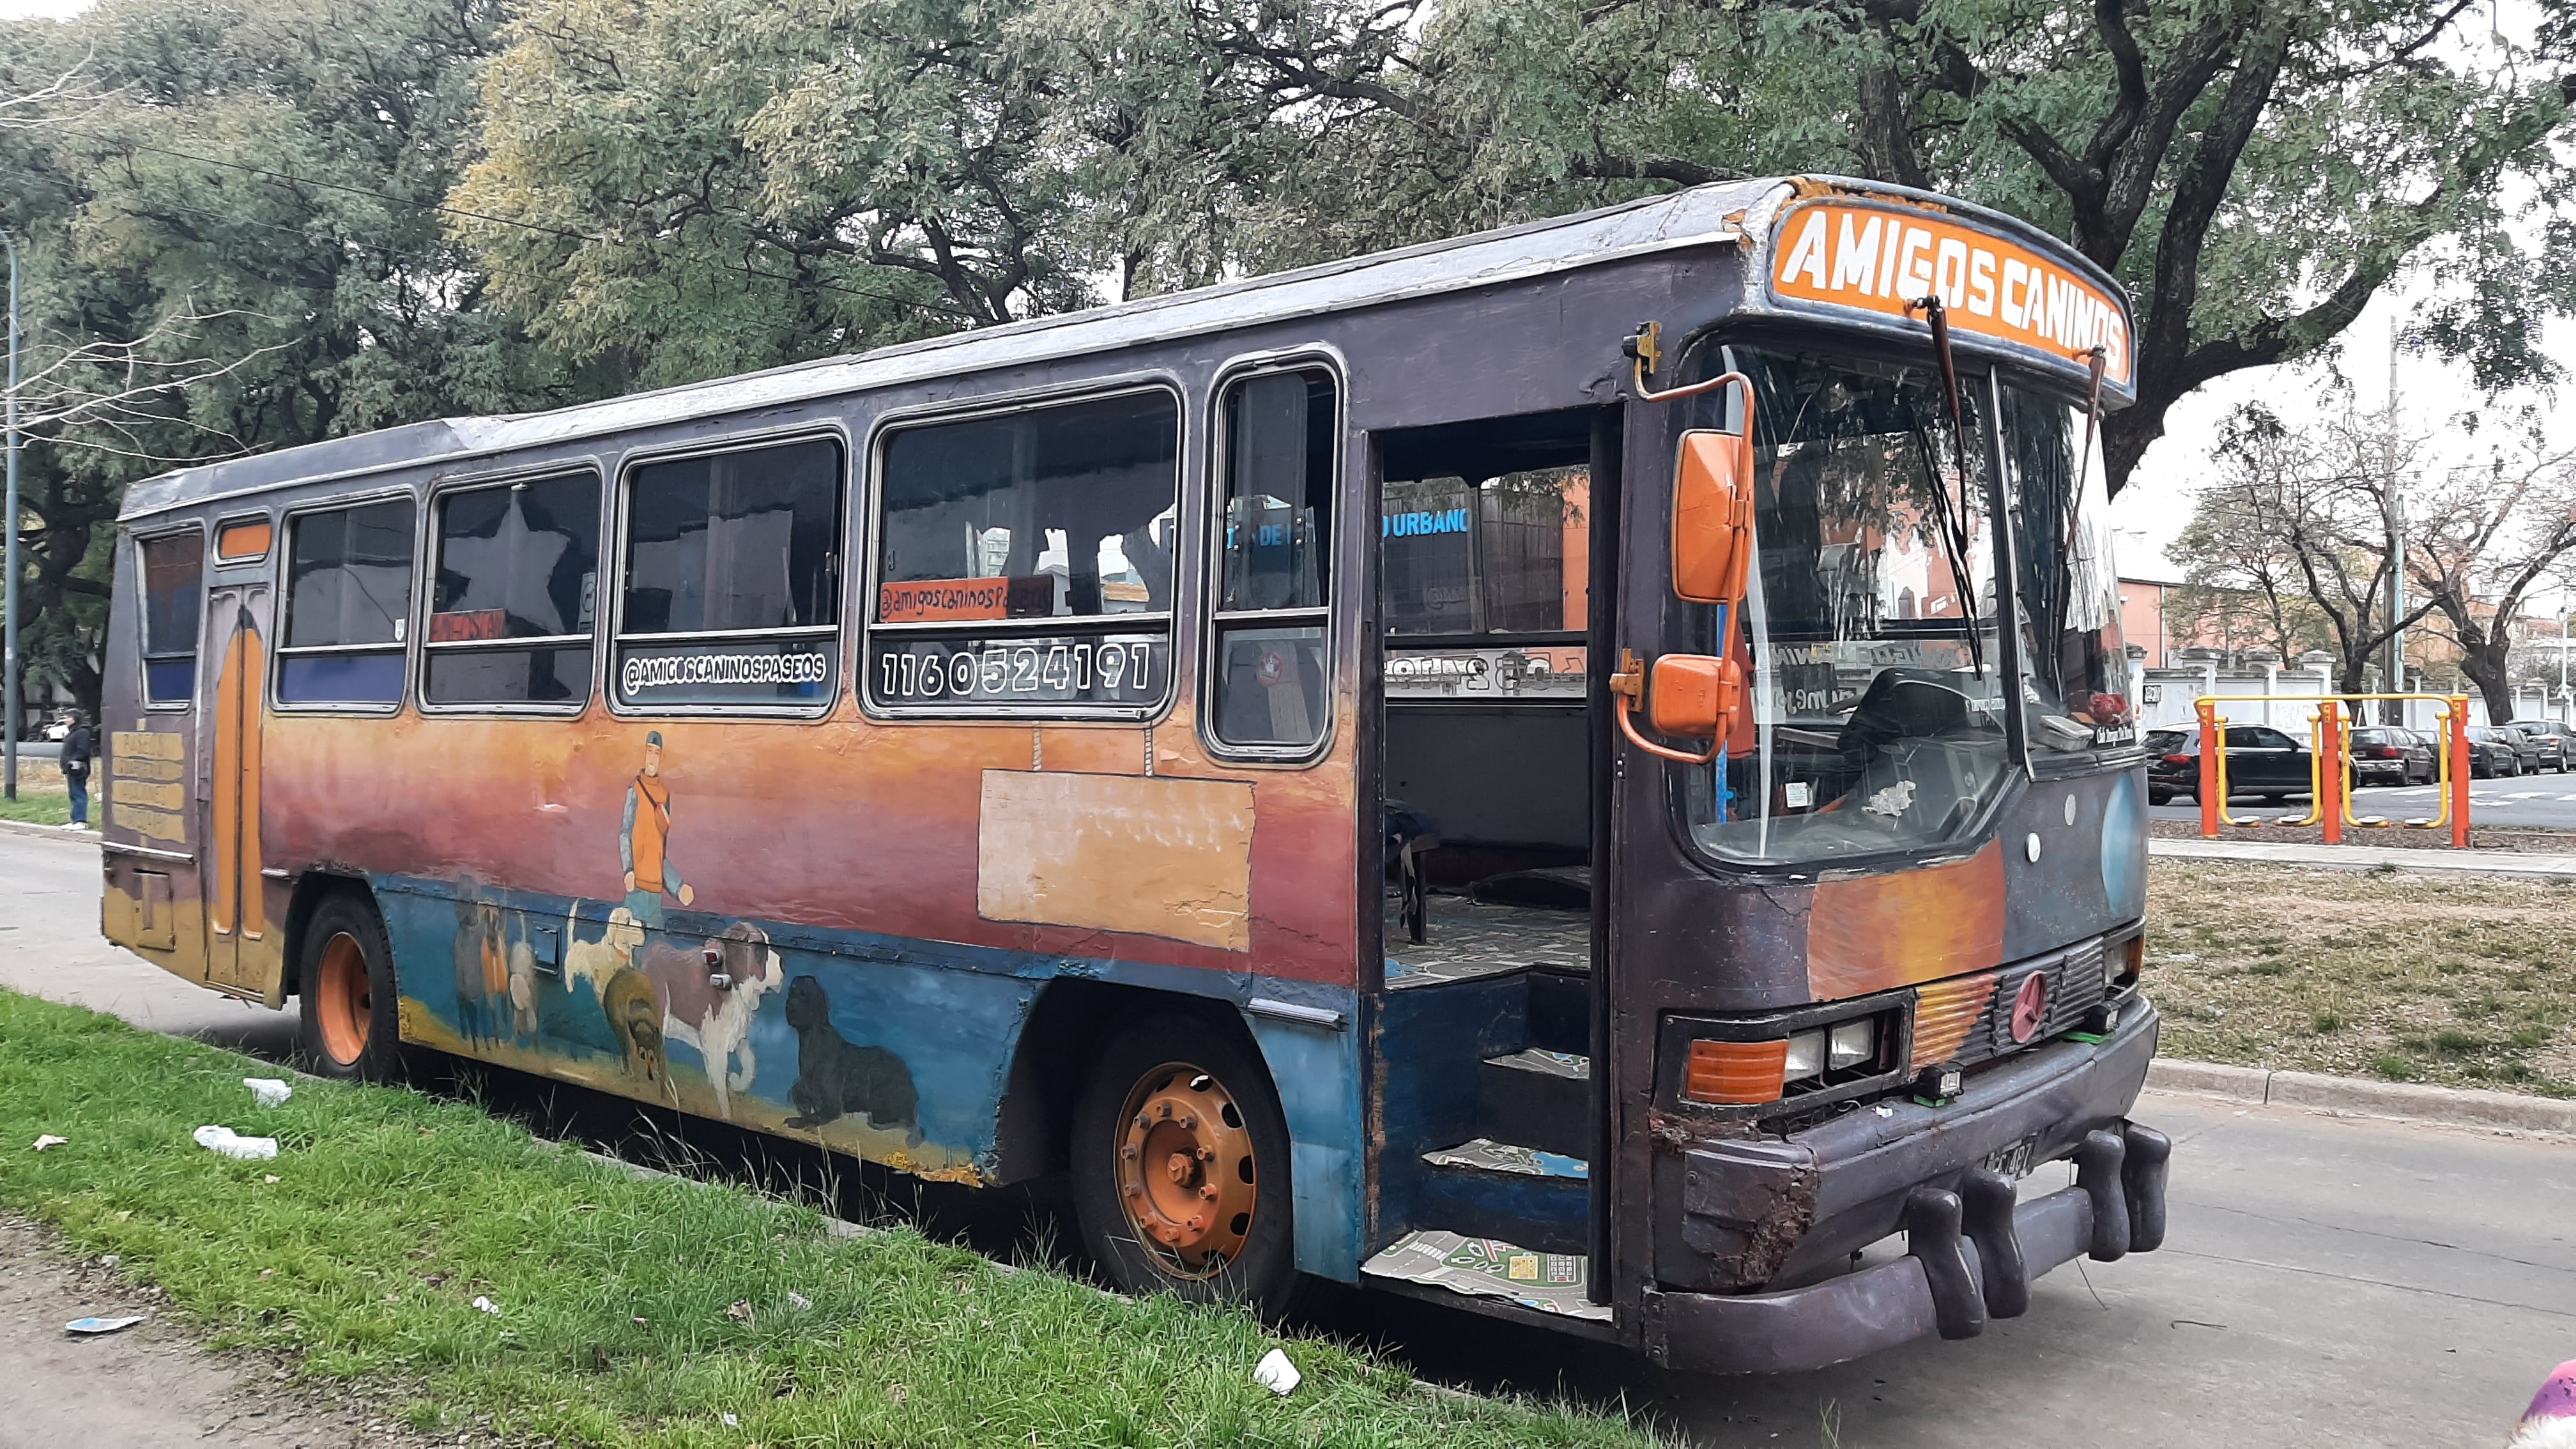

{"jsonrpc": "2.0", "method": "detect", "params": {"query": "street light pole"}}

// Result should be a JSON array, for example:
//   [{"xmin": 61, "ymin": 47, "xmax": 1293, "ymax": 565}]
[{"xmin": 3, "ymin": 227, "xmax": 19, "ymax": 803}]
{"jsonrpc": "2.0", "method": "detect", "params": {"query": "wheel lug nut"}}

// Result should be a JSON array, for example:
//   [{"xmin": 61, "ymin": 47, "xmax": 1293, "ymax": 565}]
[
  {"xmin": 1195, "ymin": 1147, "xmax": 1214, "ymax": 1162},
  {"xmin": 1199, "ymin": 1184, "xmax": 1218, "ymax": 1200},
  {"xmin": 1177, "ymin": 1116, "xmax": 1197, "ymax": 1131},
  {"xmin": 1119, "ymin": 1145, "xmax": 1138, "ymax": 1160}
]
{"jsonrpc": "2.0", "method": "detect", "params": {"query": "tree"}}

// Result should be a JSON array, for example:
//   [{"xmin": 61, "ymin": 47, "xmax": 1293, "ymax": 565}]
[
  {"xmin": 2178, "ymin": 400, "xmax": 2438, "ymax": 697},
  {"xmin": 0, "ymin": 0, "xmax": 575, "ymax": 723},
  {"xmin": 452, "ymin": 0, "xmax": 1119, "ymax": 388},
  {"xmin": 2404, "ymin": 419, "xmax": 2576, "ymax": 726},
  {"xmin": 1022, "ymin": 0, "xmax": 2576, "ymax": 495}
]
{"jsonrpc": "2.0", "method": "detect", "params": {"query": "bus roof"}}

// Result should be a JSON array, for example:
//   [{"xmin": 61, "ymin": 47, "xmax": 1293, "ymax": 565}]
[{"xmin": 121, "ymin": 176, "xmax": 2127, "ymax": 523}]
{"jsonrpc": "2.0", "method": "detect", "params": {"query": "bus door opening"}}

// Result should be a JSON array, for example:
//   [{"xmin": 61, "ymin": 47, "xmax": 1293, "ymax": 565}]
[
  {"xmin": 201, "ymin": 582, "xmax": 272, "ymax": 997},
  {"xmin": 1363, "ymin": 407, "xmax": 1605, "ymax": 1282}
]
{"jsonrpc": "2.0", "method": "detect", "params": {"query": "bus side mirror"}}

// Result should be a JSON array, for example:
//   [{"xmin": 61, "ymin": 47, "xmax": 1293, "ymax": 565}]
[
  {"xmin": 1648, "ymin": 654, "xmax": 1743, "ymax": 739},
  {"xmin": 1673, "ymin": 379, "xmax": 1754, "ymax": 607}
]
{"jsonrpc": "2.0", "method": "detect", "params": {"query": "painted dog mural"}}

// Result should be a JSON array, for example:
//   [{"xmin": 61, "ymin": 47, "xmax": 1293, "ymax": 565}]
[{"xmin": 782, "ymin": 974, "xmax": 920, "ymax": 1142}]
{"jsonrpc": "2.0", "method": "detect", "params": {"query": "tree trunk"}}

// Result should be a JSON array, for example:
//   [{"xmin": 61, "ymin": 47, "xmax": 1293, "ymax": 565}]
[{"xmin": 2458, "ymin": 641, "xmax": 2517, "ymax": 727}]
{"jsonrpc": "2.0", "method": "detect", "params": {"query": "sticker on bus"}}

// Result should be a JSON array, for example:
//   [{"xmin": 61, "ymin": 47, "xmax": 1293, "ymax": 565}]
[
  {"xmin": 878, "ymin": 576, "xmax": 1057, "ymax": 624},
  {"xmin": 613, "ymin": 640, "xmax": 835, "ymax": 706}
]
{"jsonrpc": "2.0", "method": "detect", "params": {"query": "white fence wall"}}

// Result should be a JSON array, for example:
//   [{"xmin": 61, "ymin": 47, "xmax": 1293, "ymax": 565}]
[{"xmin": 2134, "ymin": 664, "xmax": 2572, "ymax": 736}]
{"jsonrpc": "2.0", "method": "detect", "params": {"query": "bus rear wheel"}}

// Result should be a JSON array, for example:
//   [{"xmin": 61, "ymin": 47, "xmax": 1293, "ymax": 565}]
[
  {"xmin": 298, "ymin": 893, "xmax": 405, "ymax": 1082},
  {"xmin": 1071, "ymin": 1012, "xmax": 1298, "ymax": 1310}
]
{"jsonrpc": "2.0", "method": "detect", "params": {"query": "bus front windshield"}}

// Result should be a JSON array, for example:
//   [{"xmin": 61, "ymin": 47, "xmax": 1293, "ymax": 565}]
[
  {"xmin": 1681, "ymin": 345, "xmax": 2012, "ymax": 864},
  {"xmin": 1997, "ymin": 382, "xmax": 2129, "ymax": 755}
]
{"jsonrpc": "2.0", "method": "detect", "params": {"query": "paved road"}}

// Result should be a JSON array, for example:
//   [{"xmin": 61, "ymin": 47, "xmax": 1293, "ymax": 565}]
[
  {"xmin": 3, "ymin": 829, "xmax": 2570, "ymax": 1447},
  {"xmin": 2152, "ymin": 775, "xmax": 2576, "ymax": 830}
]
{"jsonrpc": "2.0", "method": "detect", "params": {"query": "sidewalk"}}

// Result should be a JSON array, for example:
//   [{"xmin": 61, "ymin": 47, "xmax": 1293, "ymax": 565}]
[{"xmin": 2149, "ymin": 834, "xmax": 2576, "ymax": 879}]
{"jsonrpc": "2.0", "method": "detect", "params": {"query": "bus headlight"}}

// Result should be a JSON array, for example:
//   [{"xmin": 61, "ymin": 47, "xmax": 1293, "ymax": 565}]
[
  {"xmin": 1782, "ymin": 1029, "xmax": 1827, "ymax": 1081},
  {"xmin": 1827, "ymin": 1019, "xmax": 1875, "ymax": 1070}
]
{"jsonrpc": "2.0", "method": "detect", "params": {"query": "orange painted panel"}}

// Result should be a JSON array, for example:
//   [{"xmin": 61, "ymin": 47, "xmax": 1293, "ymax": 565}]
[
  {"xmin": 253, "ymin": 692, "xmax": 1362, "ymax": 985},
  {"xmin": 1807, "ymin": 841, "xmax": 2005, "ymax": 1002},
  {"xmin": 237, "ymin": 624, "xmax": 266, "ymax": 937},
  {"xmin": 215, "ymin": 519, "xmax": 272, "ymax": 560},
  {"xmin": 210, "ymin": 621, "xmax": 245, "ymax": 935}
]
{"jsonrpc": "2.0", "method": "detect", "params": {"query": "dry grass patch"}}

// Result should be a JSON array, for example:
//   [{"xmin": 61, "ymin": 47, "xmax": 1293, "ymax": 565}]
[{"xmin": 2146, "ymin": 860, "xmax": 2576, "ymax": 1096}]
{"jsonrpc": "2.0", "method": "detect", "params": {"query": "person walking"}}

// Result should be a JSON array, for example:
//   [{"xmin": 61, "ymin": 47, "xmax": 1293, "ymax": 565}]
[{"xmin": 58, "ymin": 712, "xmax": 94, "ymax": 828}]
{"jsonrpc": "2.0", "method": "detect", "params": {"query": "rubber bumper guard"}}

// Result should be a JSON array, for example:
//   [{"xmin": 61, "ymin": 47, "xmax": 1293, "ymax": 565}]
[{"xmin": 1647, "ymin": 1121, "xmax": 2172, "ymax": 1375}]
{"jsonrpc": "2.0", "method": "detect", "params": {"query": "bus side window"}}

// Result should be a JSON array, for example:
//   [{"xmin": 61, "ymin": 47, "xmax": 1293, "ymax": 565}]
[
  {"xmin": 868, "ymin": 389, "xmax": 1179, "ymax": 714},
  {"xmin": 424, "ymin": 473, "xmax": 601, "ymax": 709},
  {"xmin": 614, "ymin": 438, "xmax": 842, "ymax": 712},
  {"xmin": 278, "ymin": 499, "xmax": 416, "ymax": 707},
  {"xmin": 1209, "ymin": 367, "xmax": 1338, "ymax": 753},
  {"xmin": 139, "ymin": 531, "xmax": 206, "ymax": 705}
]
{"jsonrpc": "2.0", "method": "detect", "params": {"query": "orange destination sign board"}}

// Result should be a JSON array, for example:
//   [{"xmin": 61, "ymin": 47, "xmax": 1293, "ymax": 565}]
[{"xmin": 1768, "ymin": 201, "xmax": 2132, "ymax": 388}]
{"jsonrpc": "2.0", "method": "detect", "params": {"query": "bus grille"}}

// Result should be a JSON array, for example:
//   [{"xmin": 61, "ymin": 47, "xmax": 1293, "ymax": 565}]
[
  {"xmin": 1910, "ymin": 940, "xmax": 2111, "ymax": 1072},
  {"xmin": 1910, "ymin": 969, "xmax": 2000, "ymax": 1071}
]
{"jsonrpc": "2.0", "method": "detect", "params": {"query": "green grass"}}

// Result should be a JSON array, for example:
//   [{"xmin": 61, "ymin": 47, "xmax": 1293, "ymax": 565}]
[
  {"xmin": 0, "ymin": 988, "xmax": 1655, "ymax": 1448},
  {"xmin": 2148, "ymin": 861, "xmax": 2576, "ymax": 1097},
  {"xmin": 0, "ymin": 777, "xmax": 75, "ymax": 826}
]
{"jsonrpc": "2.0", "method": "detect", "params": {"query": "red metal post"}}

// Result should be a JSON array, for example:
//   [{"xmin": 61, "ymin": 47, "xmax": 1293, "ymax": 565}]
[
  {"xmin": 2450, "ymin": 698, "xmax": 2472, "ymax": 849},
  {"xmin": 2196, "ymin": 698, "xmax": 2221, "ymax": 838},
  {"xmin": 2317, "ymin": 700, "xmax": 2343, "ymax": 845}
]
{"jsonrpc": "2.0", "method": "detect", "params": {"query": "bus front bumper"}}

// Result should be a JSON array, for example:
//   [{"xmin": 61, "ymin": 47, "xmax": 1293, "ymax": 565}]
[{"xmin": 1643, "ymin": 1000, "xmax": 2166, "ymax": 1375}]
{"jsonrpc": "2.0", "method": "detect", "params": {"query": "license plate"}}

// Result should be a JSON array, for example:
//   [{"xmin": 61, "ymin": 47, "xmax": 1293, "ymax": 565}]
[{"xmin": 1981, "ymin": 1135, "xmax": 2040, "ymax": 1179}]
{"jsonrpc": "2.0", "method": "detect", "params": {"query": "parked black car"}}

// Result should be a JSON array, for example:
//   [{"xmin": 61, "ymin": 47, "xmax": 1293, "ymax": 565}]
[
  {"xmin": 2508, "ymin": 719, "xmax": 2571, "ymax": 772},
  {"xmin": 2147, "ymin": 724, "xmax": 2316, "ymax": 806},
  {"xmin": 2464, "ymin": 725, "xmax": 2538, "ymax": 778},
  {"xmin": 2346, "ymin": 725, "xmax": 2437, "ymax": 788}
]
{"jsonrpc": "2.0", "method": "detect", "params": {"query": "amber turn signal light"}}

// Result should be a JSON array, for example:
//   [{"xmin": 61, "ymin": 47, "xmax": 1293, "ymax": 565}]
[{"xmin": 1683, "ymin": 1038, "xmax": 1788, "ymax": 1105}]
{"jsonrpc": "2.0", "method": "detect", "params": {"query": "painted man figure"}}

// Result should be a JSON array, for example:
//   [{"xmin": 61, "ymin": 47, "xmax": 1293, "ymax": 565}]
[{"xmin": 621, "ymin": 730, "xmax": 694, "ymax": 927}]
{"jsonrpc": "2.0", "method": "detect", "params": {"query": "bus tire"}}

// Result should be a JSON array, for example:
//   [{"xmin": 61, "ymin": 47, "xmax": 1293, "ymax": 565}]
[
  {"xmin": 298, "ymin": 893, "xmax": 406, "ymax": 1082},
  {"xmin": 1070, "ymin": 1010, "xmax": 1300, "ymax": 1312}
]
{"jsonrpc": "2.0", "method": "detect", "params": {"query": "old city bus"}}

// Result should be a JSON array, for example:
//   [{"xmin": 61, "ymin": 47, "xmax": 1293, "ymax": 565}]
[{"xmin": 97, "ymin": 175, "xmax": 2167, "ymax": 1372}]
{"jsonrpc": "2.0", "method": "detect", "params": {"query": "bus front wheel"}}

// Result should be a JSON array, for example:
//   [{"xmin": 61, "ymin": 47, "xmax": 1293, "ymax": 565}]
[
  {"xmin": 298, "ymin": 893, "xmax": 406, "ymax": 1082},
  {"xmin": 1070, "ymin": 1011, "xmax": 1300, "ymax": 1311}
]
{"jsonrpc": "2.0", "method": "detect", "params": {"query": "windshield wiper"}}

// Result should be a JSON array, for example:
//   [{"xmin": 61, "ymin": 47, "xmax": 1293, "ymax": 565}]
[
  {"xmin": 1905, "ymin": 296, "xmax": 1986, "ymax": 679},
  {"xmin": 2042, "ymin": 346, "xmax": 2111, "ymax": 661}
]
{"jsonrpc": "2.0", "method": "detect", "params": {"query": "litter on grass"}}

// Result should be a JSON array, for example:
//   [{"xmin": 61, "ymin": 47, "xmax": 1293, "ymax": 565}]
[
  {"xmin": 471, "ymin": 1296, "xmax": 502, "ymax": 1316},
  {"xmin": 1253, "ymin": 1348, "xmax": 1301, "ymax": 1397},
  {"xmin": 242, "ymin": 1078, "xmax": 293, "ymax": 1107},
  {"xmin": 786, "ymin": 1291, "xmax": 812, "ymax": 1311},
  {"xmin": 31, "ymin": 1135, "xmax": 65, "ymax": 1151},
  {"xmin": 65, "ymin": 1316, "xmax": 148, "ymax": 1336},
  {"xmin": 192, "ymin": 1125, "xmax": 277, "ymax": 1161}
]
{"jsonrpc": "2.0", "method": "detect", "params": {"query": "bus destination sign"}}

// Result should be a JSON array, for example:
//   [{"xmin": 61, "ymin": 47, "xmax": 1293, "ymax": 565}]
[{"xmin": 1767, "ymin": 200, "xmax": 2131, "ymax": 388}]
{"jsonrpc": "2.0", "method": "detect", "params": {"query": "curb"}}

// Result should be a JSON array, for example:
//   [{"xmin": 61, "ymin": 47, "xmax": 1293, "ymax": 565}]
[
  {"xmin": 2145, "ymin": 1057, "xmax": 2576, "ymax": 1135},
  {"xmin": 2147, "ymin": 836, "xmax": 2576, "ymax": 880},
  {"xmin": 0, "ymin": 818, "xmax": 95, "ymax": 844}
]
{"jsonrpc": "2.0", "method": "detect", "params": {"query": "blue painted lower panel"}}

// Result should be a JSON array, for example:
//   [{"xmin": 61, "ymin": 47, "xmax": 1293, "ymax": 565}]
[
  {"xmin": 373, "ymin": 873, "xmax": 1365, "ymax": 1276},
  {"xmin": 1246, "ymin": 1015, "xmax": 1364, "ymax": 1284}
]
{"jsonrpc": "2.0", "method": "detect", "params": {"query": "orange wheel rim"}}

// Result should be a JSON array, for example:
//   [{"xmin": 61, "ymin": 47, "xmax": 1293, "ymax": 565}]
[
  {"xmin": 1112, "ymin": 1062, "xmax": 1257, "ymax": 1280},
  {"xmin": 317, "ymin": 931, "xmax": 371, "ymax": 1066}
]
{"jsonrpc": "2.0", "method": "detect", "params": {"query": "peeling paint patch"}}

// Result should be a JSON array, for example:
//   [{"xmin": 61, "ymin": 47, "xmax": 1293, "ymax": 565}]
[{"xmin": 976, "ymin": 770, "xmax": 1255, "ymax": 951}]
